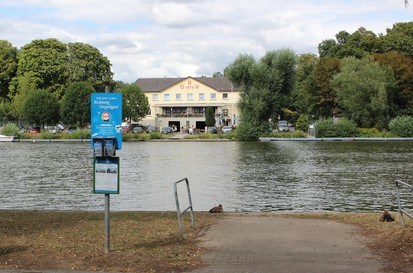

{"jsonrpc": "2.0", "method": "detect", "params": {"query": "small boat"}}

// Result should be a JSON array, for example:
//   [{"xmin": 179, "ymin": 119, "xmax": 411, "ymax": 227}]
[{"xmin": 0, "ymin": 134, "xmax": 14, "ymax": 142}]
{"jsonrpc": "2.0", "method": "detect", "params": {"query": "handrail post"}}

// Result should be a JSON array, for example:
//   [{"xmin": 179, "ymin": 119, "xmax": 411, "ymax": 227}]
[
  {"xmin": 396, "ymin": 181, "xmax": 405, "ymax": 227},
  {"xmin": 174, "ymin": 178, "xmax": 195, "ymax": 240}
]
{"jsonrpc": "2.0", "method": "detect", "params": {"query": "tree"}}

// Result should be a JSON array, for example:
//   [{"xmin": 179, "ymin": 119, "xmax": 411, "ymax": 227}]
[
  {"xmin": 67, "ymin": 42, "xmax": 113, "ymax": 92},
  {"xmin": 15, "ymin": 39, "xmax": 68, "ymax": 98},
  {"xmin": 332, "ymin": 56, "xmax": 395, "ymax": 128},
  {"xmin": 10, "ymin": 38, "xmax": 114, "ymax": 100},
  {"xmin": 314, "ymin": 57, "xmax": 341, "ymax": 118},
  {"xmin": 22, "ymin": 89, "xmax": 60, "ymax": 128},
  {"xmin": 374, "ymin": 51, "xmax": 413, "ymax": 116},
  {"xmin": 121, "ymin": 84, "xmax": 149, "ymax": 125},
  {"xmin": 60, "ymin": 82, "xmax": 94, "ymax": 128},
  {"xmin": 225, "ymin": 49, "xmax": 296, "ymax": 140},
  {"xmin": 0, "ymin": 40, "xmax": 17, "ymax": 100},
  {"xmin": 382, "ymin": 22, "xmax": 413, "ymax": 58},
  {"xmin": 10, "ymin": 72, "xmax": 37, "ymax": 122},
  {"xmin": 205, "ymin": 106, "xmax": 216, "ymax": 127},
  {"xmin": 293, "ymin": 54, "xmax": 318, "ymax": 115}
]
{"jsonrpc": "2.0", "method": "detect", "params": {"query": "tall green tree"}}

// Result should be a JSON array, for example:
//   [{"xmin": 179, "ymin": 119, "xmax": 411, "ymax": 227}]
[
  {"xmin": 293, "ymin": 54, "xmax": 318, "ymax": 116},
  {"xmin": 382, "ymin": 22, "xmax": 413, "ymax": 58},
  {"xmin": 205, "ymin": 106, "xmax": 216, "ymax": 127},
  {"xmin": 374, "ymin": 51, "xmax": 413, "ymax": 116},
  {"xmin": 10, "ymin": 72, "xmax": 37, "ymax": 122},
  {"xmin": 225, "ymin": 49, "xmax": 296, "ymax": 140},
  {"xmin": 121, "ymin": 84, "xmax": 150, "ymax": 125},
  {"xmin": 0, "ymin": 40, "xmax": 17, "ymax": 100},
  {"xmin": 60, "ymin": 82, "xmax": 94, "ymax": 128},
  {"xmin": 14, "ymin": 39, "xmax": 68, "ymax": 98},
  {"xmin": 10, "ymin": 38, "xmax": 114, "ymax": 100},
  {"xmin": 314, "ymin": 57, "xmax": 341, "ymax": 118},
  {"xmin": 21, "ymin": 89, "xmax": 60, "ymax": 128},
  {"xmin": 67, "ymin": 42, "xmax": 113, "ymax": 92},
  {"xmin": 332, "ymin": 56, "xmax": 395, "ymax": 128}
]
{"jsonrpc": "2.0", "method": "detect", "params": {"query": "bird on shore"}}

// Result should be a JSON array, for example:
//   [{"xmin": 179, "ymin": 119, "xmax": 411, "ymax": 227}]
[
  {"xmin": 209, "ymin": 204, "xmax": 223, "ymax": 213},
  {"xmin": 380, "ymin": 210, "xmax": 395, "ymax": 222}
]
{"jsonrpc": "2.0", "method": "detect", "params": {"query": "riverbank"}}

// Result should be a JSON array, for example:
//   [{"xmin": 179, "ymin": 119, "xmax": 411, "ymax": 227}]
[
  {"xmin": 0, "ymin": 211, "xmax": 412, "ymax": 273},
  {"xmin": 10, "ymin": 136, "xmax": 413, "ymax": 142}
]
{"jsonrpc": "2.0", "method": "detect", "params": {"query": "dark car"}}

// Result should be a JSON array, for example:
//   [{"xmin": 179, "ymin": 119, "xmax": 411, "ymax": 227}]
[
  {"xmin": 207, "ymin": 127, "xmax": 218, "ymax": 134},
  {"xmin": 66, "ymin": 126, "xmax": 78, "ymax": 134},
  {"xmin": 161, "ymin": 127, "xmax": 173, "ymax": 134}
]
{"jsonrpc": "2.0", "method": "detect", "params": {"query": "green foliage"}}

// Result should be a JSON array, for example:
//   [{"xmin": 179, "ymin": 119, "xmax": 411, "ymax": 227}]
[
  {"xmin": 332, "ymin": 56, "xmax": 395, "ymax": 128},
  {"xmin": 315, "ymin": 118, "xmax": 336, "ymax": 137},
  {"xmin": 296, "ymin": 115, "xmax": 309, "ymax": 132},
  {"xmin": 265, "ymin": 130, "xmax": 307, "ymax": 138},
  {"xmin": 67, "ymin": 42, "xmax": 113, "ymax": 91},
  {"xmin": 315, "ymin": 118, "xmax": 358, "ymax": 137},
  {"xmin": 39, "ymin": 131, "xmax": 59, "ymax": 139},
  {"xmin": 148, "ymin": 132, "xmax": 162, "ymax": 139},
  {"xmin": 389, "ymin": 115, "xmax": 413, "ymax": 137},
  {"xmin": 0, "ymin": 40, "xmax": 17, "ymax": 99},
  {"xmin": 22, "ymin": 89, "xmax": 60, "ymax": 127},
  {"xmin": 226, "ymin": 49, "xmax": 296, "ymax": 140},
  {"xmin": 120, "ymin": 84, "xmax": 150, "ymax": 125},
  {"xmin": 1, "ymin": 123, "xmax": 19, "ymax": 136},
  {"xmin": 60, "ymin": 82, "xmax": 94, "ymax": 128},
  {"xmin": 205, "ymin": 106, "xmax": 215, "ymax": 127},
  {"xmin": 293, "ymin": 54, "xmax": 318, "ymax": 115},
  {"xmin": 63, "ymin": 128, "xmax": 90, "ymax": 139}
]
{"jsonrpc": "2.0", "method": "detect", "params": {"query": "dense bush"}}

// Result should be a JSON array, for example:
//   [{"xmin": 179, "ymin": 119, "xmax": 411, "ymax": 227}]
[
  {"xmin": 315, "ymin": 118, "xmax": 358, "ymax": 137},
  {"xmin": 1, "ymin": 123, "xmax": 20, "ymax": 136},
  {"xmin": 389, "ymin": 116, "xmax": 413, "ymax": 137},
  {"xmin": 63, "ymin": 128, "xmax": 91, "ymax": 139},
  {"xmin": 295, "ymin": 115, "xmax": 309, "ymax": 132}
]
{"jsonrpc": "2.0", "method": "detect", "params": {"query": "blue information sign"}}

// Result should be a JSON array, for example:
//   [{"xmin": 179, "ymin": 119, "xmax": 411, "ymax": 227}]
[{"xmin": 91, "ymin": 93, "xmax": 122, "ymax": 150}]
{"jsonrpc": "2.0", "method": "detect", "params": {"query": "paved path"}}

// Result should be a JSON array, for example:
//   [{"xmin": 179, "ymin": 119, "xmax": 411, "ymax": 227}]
[{"xmin": 189, "ymin": 213, "xmax": 383, "ymax": 273}]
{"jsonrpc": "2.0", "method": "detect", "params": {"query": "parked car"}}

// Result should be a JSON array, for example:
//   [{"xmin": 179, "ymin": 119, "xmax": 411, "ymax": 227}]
[
  {"xmin": 45, "ymin": 125, "xmax": 59, "ymax": 134},
  {"xmin": 221, "ymin": 126, "xmax": 232, "ymax": 133},
  {"xmin": 66, "ymin": 126, "xmax": 78, "ymax": 134},
  {"xmin": 278, "ymin": 120, "xmax": 289, "ymax": 132},
  {"xmin": 132, "ymin": 127, "xmax": 144, "ymax": 133},
  {"xmin": 207, "ymin": 127, "xmax": 218, "ymax": 134},
  {"xmin": 28, "ymin": 125, "xmax": 41, "ymax": 134},
  {"xmin": 147, "ymin": 125, "xmax": 158, "ymax": 133},
  {"xmin": 161, "ymin": 127, "xmax": 173, "ymax": 134}
]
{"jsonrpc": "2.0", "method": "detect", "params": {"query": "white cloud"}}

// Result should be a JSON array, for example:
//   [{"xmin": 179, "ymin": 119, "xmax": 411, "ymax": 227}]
[{"xmin": 0, "ymin": 0, "xmax": 412, "ymax": 82}]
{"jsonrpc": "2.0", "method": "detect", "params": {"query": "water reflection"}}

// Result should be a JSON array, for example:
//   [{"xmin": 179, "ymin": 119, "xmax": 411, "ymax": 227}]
[{"xmin": 1, "ymin": 141, "xmax": 413, "ymax": 212}]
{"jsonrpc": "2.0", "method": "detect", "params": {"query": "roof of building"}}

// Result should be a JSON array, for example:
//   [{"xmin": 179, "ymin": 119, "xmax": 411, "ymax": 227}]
[{"xmin": 134, "ymin": 76, "xmax": 235, "ymax": 92}]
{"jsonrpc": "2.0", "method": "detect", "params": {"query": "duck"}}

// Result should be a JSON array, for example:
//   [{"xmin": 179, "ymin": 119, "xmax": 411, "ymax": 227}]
[{"xmin": 209, "ymin": 204, "xmax": 223, "ymax": 213}]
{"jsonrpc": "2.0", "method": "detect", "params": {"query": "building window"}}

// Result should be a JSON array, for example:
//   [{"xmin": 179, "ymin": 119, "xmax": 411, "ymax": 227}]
[
  {"xmin": 211, "ymin": 93, "xmax": 217, "ymax": 100},
  {"xmin": 187, "ymin": 93, "xmax": 193, "ymax": 100},
  {"xmin": 223, "ymin": 93, "xmax": 228, "ymax": 99},
  {"xmin": 176, "ymin": 93, "xmax": 181, "ymax": 100},
  {"xmin": 199, "ymin": 93, "xmax": 205, "ymax": 100},
  {"xmin": 164, "ymin": 94, "xmax": 170, "ymax": 101},
  {"xmin": 152, "ymin": 94, "xmax": 159, "ymax": 101}
]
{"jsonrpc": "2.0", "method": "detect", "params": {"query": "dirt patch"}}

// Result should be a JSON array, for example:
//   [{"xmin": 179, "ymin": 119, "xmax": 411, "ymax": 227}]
[{"xmin": 0, "ymin": 210, "xmax": 221, "ymax": 272}]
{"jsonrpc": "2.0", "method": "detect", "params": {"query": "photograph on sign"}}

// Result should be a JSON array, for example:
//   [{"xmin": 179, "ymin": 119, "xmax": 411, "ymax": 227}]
[{"xmin": 93, "ymin": 157, "xmax": 120, "ymax": 194}]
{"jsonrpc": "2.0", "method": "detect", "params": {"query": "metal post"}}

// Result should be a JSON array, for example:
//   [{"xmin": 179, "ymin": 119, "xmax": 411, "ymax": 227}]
[
  {"xmin": 105, "ymin": 193, "xmax": 110, "ymax": 253},
  {"xmin": 396, "ymin": 181, "xmax": 405, "ymax": 227}
]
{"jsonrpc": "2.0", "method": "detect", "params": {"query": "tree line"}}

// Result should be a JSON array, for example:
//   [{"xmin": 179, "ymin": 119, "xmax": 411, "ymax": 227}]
[
  {"xmin": 225, "ymin": 22, "xmax": 413, "ymax": 140},
  {"xmin": 1, "ymin": 22, "xmax": 413, "ymax": 137},
  {"xmin": 0, "ymin": 38, "xmax": 149, "ymax": 128}
]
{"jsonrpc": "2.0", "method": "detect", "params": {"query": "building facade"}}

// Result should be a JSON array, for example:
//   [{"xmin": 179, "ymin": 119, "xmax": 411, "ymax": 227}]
[{"xmin": 135, "ymin": 76, "xmax": 240, "ymax": 132}]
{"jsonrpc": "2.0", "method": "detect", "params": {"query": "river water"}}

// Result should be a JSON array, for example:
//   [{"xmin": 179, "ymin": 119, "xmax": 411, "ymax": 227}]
[{"xmin": 1, "ymin": 141, "xmax": 413, "ymax": 212}]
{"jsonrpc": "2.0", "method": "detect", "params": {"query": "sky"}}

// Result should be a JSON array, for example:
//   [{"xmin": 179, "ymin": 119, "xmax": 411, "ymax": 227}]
[{"xmin": 0, "ymin": 0, "xmax": 412, "ymax": 83}]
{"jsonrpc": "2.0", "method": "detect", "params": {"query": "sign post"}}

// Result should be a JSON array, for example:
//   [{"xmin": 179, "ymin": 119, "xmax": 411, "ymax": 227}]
[{"xmin": 91, "ymin": 92, "xmax": 122, "ymax": 254}]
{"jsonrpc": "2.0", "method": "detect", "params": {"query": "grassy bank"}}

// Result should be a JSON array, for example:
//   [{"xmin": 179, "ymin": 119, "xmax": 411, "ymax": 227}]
[
  {"xmin": 1, "ymin": 211, "xmax": 413, "ymax": 272},
  {"xmin": 0, "ymin": 210, "xmax": 221, "ymax": 272}
]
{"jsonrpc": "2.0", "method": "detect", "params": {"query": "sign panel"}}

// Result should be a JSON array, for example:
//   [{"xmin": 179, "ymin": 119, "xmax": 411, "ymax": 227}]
[
  {"xmin": 93, "ymin": 157, "xmax": 120, "ymax": 194},
  {"xmin": 91, "ymin": 93, "xmax": 122, "ymax": 150}
]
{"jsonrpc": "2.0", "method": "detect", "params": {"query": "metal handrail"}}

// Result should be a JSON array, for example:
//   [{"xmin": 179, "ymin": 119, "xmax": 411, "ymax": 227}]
[
  {"xmin": 174, "ymin": 177, "xmax": 195, "ymax": 239},
  {"xmin": 396, "ymin": 180, "xmax": 413, "ymax": 227}
]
